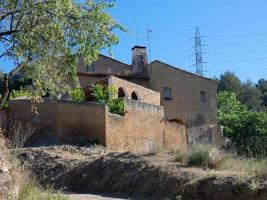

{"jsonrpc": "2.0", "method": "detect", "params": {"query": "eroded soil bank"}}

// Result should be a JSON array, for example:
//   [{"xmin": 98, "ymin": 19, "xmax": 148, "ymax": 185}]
[{"xmin": 12, "ymin": 146, "xmax": 267, "ymax": 200}]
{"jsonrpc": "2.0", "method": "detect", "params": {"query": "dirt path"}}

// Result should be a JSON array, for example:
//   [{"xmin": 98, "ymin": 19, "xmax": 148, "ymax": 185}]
[{"xmin": 65, "ymin": 193, "xmax": 155, "ymax": 200}]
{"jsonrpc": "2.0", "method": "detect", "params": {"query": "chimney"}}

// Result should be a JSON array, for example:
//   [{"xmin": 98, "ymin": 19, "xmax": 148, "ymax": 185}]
[{"xmin": 131, "ymin": 46, "xmax": 148, "ymax": 75}]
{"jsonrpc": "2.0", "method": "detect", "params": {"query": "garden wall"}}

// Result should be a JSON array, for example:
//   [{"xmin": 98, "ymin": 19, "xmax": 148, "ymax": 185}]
[
  {"xmin": 106, "ymin": 99, "xmax": 187, "ymax": 153},
  {"xmin": 7, "ymin": 99, "xmax": 187, "ymax": 152},
  {"xmin": 7, "ymin": 99, "xmax": 107, "ymax": 145}
]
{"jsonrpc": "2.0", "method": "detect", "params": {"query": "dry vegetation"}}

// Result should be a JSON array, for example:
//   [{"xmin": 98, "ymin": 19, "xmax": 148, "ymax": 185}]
[
  {"xmin": 0, "ymin": 128, "xmax": 67, "ymax": 200},
  {"xmin": 173, "ymin": 143, "xmax": 267, "ymax": 176}
]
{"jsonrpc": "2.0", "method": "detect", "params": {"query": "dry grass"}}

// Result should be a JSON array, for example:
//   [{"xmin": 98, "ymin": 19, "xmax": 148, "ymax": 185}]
[
  {"xmin": 173, "ymin": 143, "xmax": 267, "ymax": 175},
  {"xmin": 17, "ymin": 181, "xmax": 68, "ymax": 200},
  {"xmin": 5, "ymin": 120, "xmax": 34, "ymax": 148}
]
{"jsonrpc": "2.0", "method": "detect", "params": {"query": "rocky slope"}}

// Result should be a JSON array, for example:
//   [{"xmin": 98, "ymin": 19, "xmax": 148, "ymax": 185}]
[
  {"xmin": 13, "ymin": 145, "xmax": 267, "ymax": 200},
  {"xmin": 0, "ymin": 136, "xmax": 17, "ymax": 199}
]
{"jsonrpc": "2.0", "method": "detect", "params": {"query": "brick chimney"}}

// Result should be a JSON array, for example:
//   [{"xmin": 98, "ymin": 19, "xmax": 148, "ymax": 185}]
[{"xmin": 131, "ymin": 46, "xmax": 148, "ymax": 75}]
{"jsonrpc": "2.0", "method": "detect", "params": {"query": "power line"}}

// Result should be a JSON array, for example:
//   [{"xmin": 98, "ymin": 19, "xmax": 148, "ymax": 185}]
[
  {"xmin": 203, "ymin": 32, "xmax": 267, "ymax": 38},
  {"xmin": 207, "ymin": 57, "xmax": 267, "ymax": 63},
  {"xmin": 205, "ymin": 41, "xmax": 267, "ymax": 46},
  {"xmin": 206, "ymin": 49, "xmax": 267, "ymax": 54},
  {"xmin": 152, "ymin": 38, "xmax": 193, "ymax": 55}
]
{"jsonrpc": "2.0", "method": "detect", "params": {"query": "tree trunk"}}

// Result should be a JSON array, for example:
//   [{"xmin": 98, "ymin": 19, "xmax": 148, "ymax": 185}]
[{"xmin": 0, "ymin": 74, "xmax": 10, "ymax": 110}]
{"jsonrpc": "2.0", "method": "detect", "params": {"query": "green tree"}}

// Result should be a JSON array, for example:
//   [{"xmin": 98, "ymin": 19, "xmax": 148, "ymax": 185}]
[
  {"xmin": 0, "ymin": 0, "xmax": 124, "ymax": 108},
  {"xmin": 218, "ymin": 91, "xmax": 267, "ymax": 157},
  {"xmin": 218, "ymin": 71, "xmax": 242, "ymax": 97},
  {"xmin": 239, "ymin": 80, "xmax": 262, "ymax": 111},
  {"xmin": 256, "ymin": 78, "xmax": 267, "ymax": 110}
]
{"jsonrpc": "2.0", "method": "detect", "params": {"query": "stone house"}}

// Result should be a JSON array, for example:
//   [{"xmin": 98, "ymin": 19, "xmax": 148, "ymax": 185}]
[
  {"xmin": 77, "ymin": 46, "xmax": 218, "ymax": 142},
  {"xmin": 3, "ymin": 46, "xmax": 219, "ymax": 151}
]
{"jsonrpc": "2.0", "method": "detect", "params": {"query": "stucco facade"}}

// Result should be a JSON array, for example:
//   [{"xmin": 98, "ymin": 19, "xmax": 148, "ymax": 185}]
[
  {"xmin": 76, "ymin": 46, "xmax": 218, "ymax": 128},
  {"xmin": 108, "ymin": 76, "xmax": 160, "ymax": 105},
  {"xmin": 146, "ymin": 60, "xmax": 218, "ymax": 126}
]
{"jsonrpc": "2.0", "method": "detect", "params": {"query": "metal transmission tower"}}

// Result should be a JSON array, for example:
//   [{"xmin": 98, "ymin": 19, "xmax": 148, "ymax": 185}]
[{"xmin": 195, "ymin": 27, "xmax": 204, "ymax": 76}]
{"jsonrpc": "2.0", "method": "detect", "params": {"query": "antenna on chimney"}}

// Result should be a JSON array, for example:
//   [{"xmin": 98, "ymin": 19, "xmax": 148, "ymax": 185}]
[
  {"xmin": 134, "ymin": 17, "xmax": 139, "ymax": 45},
  {"xmin": 147, "ymin": 28, "xmax": 153, "ymax": 63}
]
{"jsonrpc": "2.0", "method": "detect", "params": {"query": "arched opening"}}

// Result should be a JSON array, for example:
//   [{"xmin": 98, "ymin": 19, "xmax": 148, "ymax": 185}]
[
  {"xmin": 118, "ymin": 87, "xmax": 126, "ymax": 98},
  {"xmin": 131, "ymin": 91, "xmax": 138, "ymax": 100}
]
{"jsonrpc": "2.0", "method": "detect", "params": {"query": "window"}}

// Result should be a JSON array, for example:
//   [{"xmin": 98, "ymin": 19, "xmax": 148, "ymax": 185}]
[
  {"xmin": 163, "ymin": 87, "xmax": 171, "ymax": 100},
  {"xmin": 86, "ymin": 65, "xmax": 95, "ymax": 72},
  {"xmin": 200, "ymin": 91, "xmax": 206, "ymax": 102}
]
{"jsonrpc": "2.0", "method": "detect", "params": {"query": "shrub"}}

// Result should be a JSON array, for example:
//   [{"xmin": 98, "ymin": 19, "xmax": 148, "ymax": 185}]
[
  {"xmin": 218, "ymin": 91, "xmax": 267, "ymax": 158},
  {"xmin": 90, "ymin": 84, "xmax": 108, "ymax": 103},
  {"xmin": 187, "ymin": 145, "xmax": 212, "ymax": 167},
  {"xmin": 91, "ymin": 83, "xmax": 124, "ymax": 115},
  {"xmin": 10, "ymin": 86, "xmax": 34, "ymax": 99},
  {"xmin": 70, "ymin": 88, "xmax": 85, "ymax": 102},
  {"xmin": 108, "ymin": 98, "xmax": 124, "ymax": 115}
]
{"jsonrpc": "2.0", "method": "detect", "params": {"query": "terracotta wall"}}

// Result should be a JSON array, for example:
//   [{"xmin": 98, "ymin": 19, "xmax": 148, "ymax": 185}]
[
  {"xmin": 8, "ymin": 99, "xmax": 107, "ymax": 144},
  {"xmin": 109, "ymin": 76, "xmax": 161, "ymax": 106},
  {"xmin": 7, "ymin": 99, "xmax": 187, "ymax": 152},
  {"xmin": 106, "ymin": 99, "xmax": 187, "ymax": 153}
]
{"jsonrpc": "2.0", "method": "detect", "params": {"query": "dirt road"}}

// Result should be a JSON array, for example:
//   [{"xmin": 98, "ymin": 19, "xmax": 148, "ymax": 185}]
[{"xmin": 65, "ymin": 193, "xmax": 155, "ymax": 200}]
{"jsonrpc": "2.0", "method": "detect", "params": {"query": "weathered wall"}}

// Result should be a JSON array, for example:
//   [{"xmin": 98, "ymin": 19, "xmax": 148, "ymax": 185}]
[
  {"xmin": 163, "ymin": 122, "xmax": 187, "ymax": 152},
  {"xmin": 8, "ymin": 99, "xmax": 107, "ymax": 145},
  {"xmin": 7, "ymin": 99, "xmax": 187, "ymax": 152},
  {"xmin": 77, "ymin": 55, "xmax": 132, "ymax": 76},
  {"xmin": 106, "ymin": 99, "xmax": 187, "ymax": 153},
  {"xmin": 109, "ymin": 76, "xmax": 161, "ymax": 106},
  {"xmin": 146, "ymin": 61, "xmax": 218, "ymax": 126}
]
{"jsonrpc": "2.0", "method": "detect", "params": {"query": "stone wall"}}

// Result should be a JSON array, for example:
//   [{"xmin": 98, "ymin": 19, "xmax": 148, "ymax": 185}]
[
  {"xmin": 106, "ymin": 99, "xmax": 187, "ymax": 153},
  {"xmin": 109, "ymin": 76, "xmax": 161, "ymax": 106},
  {"xmin": 7, "ymin": 99, "xmax": 187, "ymax": 152},
  {"xmin": 7, "ymin": 99, "xmax": 107, "ymax": 145}
]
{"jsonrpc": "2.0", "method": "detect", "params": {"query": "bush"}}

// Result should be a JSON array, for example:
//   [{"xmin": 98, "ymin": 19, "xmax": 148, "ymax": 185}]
[
  {"xmin": 70, "ymin": 88, "xmax": 85, "ymax": 102},
  {"xmin": 187, "ymin": 144, "xmax": 222, "ymax": 168},
  {"xmin": 91, "ymin": 83, "xmax": 124, "ymax": 115},
  {"xmin": 90, "ymin": 84, "xmax": 107, "ymax": 103},
  {"xmin": 218, "ymin": 91, "xmax": 267, "ymax": 158},
  {"xmin": 10, "ymin": 86, "xmax": 33, "ymax": 99},
  {"xmin": 108, "ymin": 98, "xmax": 124, "ymax": 115}
]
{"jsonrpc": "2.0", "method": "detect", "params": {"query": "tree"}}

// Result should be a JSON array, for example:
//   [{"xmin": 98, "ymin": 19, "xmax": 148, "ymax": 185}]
[
  {"xmin": 256, "ymin": 78, "xmax": 267, "ymax": 110},
  {"xmin": 218, "ymin": 71, "xmax": 242, "ymax": 97},
  {"xmin": 239, "ymin": 80, "xmax": 262, "ymax": 111},
  {"xmin": 0, "ymin": 0, "xmax": 124, "ymax": 108},
  {"xmin": 218, "ymin": 91, "xmax": 267, "ymax": 157}
]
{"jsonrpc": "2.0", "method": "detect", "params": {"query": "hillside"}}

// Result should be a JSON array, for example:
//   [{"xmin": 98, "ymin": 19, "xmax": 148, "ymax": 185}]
[{"xmin": 11, "ymin": 145, "xmax": 267, "ymax": 200}]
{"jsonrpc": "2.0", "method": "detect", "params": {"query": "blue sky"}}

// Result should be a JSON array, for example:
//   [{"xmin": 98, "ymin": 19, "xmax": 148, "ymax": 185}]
[
  {"xmin": 1, "ymin": 0, "xmax": 267, "ymax": 82},
  {"xmin": 104, "ymin": 0, "xmax": 267, "ymax": 82}
]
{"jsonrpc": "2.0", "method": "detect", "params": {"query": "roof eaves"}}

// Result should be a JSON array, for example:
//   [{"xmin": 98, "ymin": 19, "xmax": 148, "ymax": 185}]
[{"xmin": 150, "ymin": 60, "xmax": 219, "ymax": 84}]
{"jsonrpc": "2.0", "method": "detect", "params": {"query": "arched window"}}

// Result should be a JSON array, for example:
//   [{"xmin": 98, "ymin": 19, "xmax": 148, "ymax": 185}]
[
  {"xmin": 131, "ymin": 91, "xmax": 138, "ymax": 100},
  {"xmin": 118, "ymin": 87, "xmax": 126, "ymax": 98}
]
